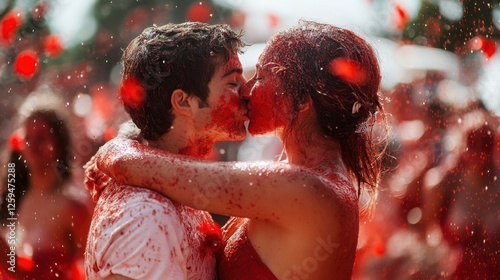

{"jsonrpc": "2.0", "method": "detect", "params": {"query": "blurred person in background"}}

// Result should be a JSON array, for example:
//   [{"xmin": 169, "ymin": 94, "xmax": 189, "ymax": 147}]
[
  {"xmin": 353, "ymin": 73, "xmax": 461, "ymax": 279},
  {"xmin": 422, "ymin": 110, "xmax": 500, "ymax": 279},
  {"xmin": 0, "ymin": 89, "xmax": 91, "ymax": 279},
  {"xmin": 86, "ymin": 20, "xmax": 388, "ymax": 280}
]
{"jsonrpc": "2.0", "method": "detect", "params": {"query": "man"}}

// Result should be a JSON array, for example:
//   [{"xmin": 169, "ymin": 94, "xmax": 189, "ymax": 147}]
[{"xmin": 85, "ymin": 22, "xmax": 248, "ymax": 280}]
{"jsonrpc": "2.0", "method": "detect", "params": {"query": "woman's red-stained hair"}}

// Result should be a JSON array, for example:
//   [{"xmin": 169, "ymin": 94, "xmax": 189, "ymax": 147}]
[{"xmin": 265, "ymin": 20, "xmax": 387, "ymax": 198}]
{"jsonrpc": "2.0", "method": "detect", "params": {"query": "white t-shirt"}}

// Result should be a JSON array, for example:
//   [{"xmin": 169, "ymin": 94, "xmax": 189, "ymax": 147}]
[{"xmin": 85, "ymin": 183, "xmax": 217, "ymax": 280}]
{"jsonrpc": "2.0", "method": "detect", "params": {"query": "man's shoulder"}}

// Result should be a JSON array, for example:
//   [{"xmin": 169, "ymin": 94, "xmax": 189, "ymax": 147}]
[
  {"xmin": 100, "ymin": 182, "xmax": 175, "ymax": 207},
  {"xmin": 94, "ymin": 183, "xmax": 182, "ymax": 224}
]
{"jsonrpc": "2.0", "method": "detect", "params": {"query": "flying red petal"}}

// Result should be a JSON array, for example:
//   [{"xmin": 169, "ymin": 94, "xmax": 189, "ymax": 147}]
[
  {"xmin": 14, "ymin": 50, "xmax": 39, "ymax": 79},
  {"xmin": 186, "ymin": 2, "xmax": 213, "ymax": 23}
]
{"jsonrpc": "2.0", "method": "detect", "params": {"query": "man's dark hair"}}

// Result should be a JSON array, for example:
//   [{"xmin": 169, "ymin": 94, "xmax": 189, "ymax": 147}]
[{"xmin": 120, "ymin": 22, "xmax": 245, "ymax": 140}]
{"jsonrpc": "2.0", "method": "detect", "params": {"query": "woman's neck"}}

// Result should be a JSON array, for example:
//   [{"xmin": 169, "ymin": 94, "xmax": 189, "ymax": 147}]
[{"xmin": 283, "ymin": 130, "xmax": 345, "ymax": 172}]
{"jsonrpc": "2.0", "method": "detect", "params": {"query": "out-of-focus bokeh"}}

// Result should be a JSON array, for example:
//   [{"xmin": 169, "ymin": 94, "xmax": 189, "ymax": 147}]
[{"xmin": 1, "ymin": 0, "xmax": 499, "ymax": 279}]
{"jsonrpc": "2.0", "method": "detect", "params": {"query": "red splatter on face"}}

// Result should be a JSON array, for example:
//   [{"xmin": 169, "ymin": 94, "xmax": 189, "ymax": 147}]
[
  {"xmin": 210, "ymin": 94, "xmax": 245, "ymax": 138},
  {"xmin": 200, "ymin": 54, "xmax": 247, "ymax": 141},
  {"xmin": 186, "ymin": 2, "xmax": 213, "ymax": 23},
  {"xmin": 243, "ymin": 62, "xmax": 289, "ymax": 136},
  {"xmin": 44, "ymin": 34, "xmax": 64, "ymax": 57},
  {"xmin": 120, "ymin": 77, "xmax": 145, "ymax": 109},
  {"xmin": 14, "ymin": 50, "xmax": 39, "ymax": 79},
  {"xmin": 0, "ymin": 9, "xmax": 23, "ymax": 45},
  {"xmin": 329, "ymin": 58, "xmax": 367, "ymax": 86}
]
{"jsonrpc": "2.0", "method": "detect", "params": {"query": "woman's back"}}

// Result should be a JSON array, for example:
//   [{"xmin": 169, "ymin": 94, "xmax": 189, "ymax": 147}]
[{"xmin": 219, "ymin": 169, "xmax": 359, "ymax": 280}]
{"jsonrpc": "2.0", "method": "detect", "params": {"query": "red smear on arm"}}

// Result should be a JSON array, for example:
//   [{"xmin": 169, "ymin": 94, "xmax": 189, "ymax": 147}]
[
  {"xmin": 210, "ymin": 94, "xmax": 242, "ymax": 136},
  {"xmin": 329, "ymin": 58, "xmax": 367, "ymax": 86}
]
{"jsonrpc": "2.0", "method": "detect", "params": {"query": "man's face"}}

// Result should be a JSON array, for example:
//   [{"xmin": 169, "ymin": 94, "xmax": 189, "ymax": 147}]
[{"xmin": 193, "ymin": 54, "xmax": 248, "ymax": 141}]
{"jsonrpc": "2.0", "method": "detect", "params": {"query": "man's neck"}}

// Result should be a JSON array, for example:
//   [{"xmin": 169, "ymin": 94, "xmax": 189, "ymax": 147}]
[{"xmin": 147, "ymin": 125, "xmax": 214, "ymax": 159}]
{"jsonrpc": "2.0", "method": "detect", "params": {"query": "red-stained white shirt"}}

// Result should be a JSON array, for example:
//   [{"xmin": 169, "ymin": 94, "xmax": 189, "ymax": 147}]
[{"xmin": 85, "ymin": 183, "xmax": 218, "ymax": 280}]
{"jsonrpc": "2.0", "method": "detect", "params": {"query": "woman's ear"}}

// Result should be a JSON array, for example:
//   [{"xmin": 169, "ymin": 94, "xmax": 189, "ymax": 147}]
[{"xmin": 171, "ymin": 89, "xmax": 193, "ymax": 117}]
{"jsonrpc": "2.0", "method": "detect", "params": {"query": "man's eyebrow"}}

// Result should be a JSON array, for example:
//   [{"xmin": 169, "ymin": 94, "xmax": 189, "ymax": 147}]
[{"xmin": 222, "ymin": 67, "xmax": 243, "ymax": 78}]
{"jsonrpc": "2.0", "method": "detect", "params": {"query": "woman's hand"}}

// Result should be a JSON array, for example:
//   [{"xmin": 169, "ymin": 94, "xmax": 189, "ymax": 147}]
[
  {"xmin": 84, "ymin": 136, "xmax": 142, "ymax": 201},
  {"xmin": 84, "ymin": 154, "xmax": 112, "ymax": 202}
]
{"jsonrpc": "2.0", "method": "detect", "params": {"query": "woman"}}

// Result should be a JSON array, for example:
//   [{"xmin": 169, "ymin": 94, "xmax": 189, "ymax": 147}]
[
  {"xmin": 0, "ymin": 91, "xmax": 91, "ymax": 279},
  {"xmin": 88, "ymin": 21, "xmax": 387, "ymax": 279}
]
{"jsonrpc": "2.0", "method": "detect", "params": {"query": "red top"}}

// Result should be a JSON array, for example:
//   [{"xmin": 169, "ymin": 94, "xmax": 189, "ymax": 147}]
[{"xmin": 217, "ymin": 219, "xmax": 277, "ymax": 280}]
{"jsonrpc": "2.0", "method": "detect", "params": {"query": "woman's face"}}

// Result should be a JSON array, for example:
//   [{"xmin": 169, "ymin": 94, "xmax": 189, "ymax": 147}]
[
  {"xmin": 241, "ymin": 48, "xmax": 291, "ymax": 136},
  {"xmin": 21, "ymin": 116, "xmax": 59, "ymax": 168}
]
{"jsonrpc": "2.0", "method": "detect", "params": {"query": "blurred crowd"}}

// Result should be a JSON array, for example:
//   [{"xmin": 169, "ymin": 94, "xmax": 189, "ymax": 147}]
[{"xmin": 353, "ymin": 71, "xmax": 500, "ymax": 279}]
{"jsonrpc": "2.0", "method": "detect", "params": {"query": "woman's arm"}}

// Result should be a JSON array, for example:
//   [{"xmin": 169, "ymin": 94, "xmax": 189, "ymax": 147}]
[{"xmin": 93, "ymin": 137, "xmax": 331, "ymax": 224}]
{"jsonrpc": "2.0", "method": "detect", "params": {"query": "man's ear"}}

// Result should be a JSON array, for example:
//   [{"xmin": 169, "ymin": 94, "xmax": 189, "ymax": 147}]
[{"xmin": 171, "ymin": 89, "xmax": 194, "ymax": 117}]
